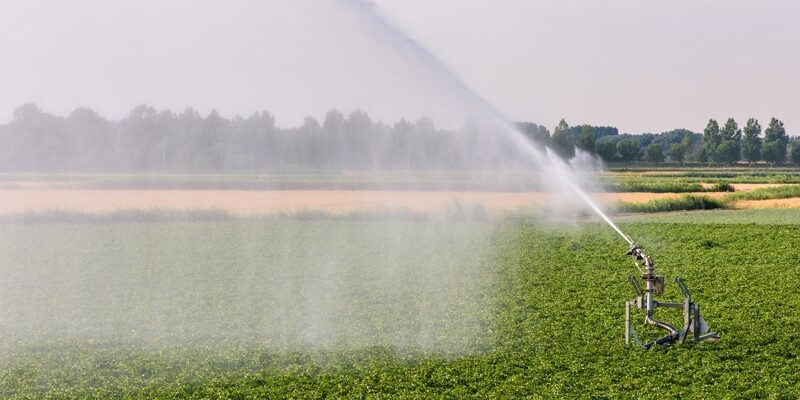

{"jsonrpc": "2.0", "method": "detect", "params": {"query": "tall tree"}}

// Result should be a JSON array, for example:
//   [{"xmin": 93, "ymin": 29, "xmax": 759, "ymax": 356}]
[
  {"xmin": 576, "ymin": 125, "xmax": 595, "ymax": 154},
  {"xmin": 643, "ymin": 143, "xmax": 664, "ymax": 162},
  {"xmin": 595, "ymin": 139, "xmax": 618, "ymax": 163},
  {"xmin": 715, "ymin": 141, "xmax": 740, "ymax": 164},
  {"xmin": 762, "ymin": 117, "xmax": 788, "ymax": 165},
  {"xmin": 64, "ymin": 107, "xmax": 111, "ymax": 170},
  {"xmin": 346, "ymin": 109, "xmax": 374, "ymax": 168},
  {"xmin": 668, "ymin": 143, "xmax": 685, "ymax": 163},
  {"xmin": 516, "ymin": 122, "xmax": 549, "ymax": 147},
  {"xmin": 322, "ymin": 109, "xmax": 346, "ymax": 167},
  {"xmin": 702, "ymin": 119, "xmax": 721, "ymax": 162},
  {"xmin": 741, "ymin": 118, "xmax": 762, "ymax": 164},
  {"xmin": 717, "ymin": 118, "xmax": 741, "ymax": 164},
  {"xmin": 549, "ymin": 119, "xmax": 575, "ymax": 159},
  {"xmin": 681, "ymin": 131, "xmax": 697, "ymax": 162},
  {"xmin": 616, "ymin": 139, "xmax": 639, "ymax": 164},
  {"xmin": 4, "ymin": 103, "xmax": 64, "ymax": 171},
  {"xmin": 790, "ymin": 141, "xmax": 800, "ymax": 165},
  {"xmin": 720, "ymin": 118, "xmax": 741, "ymax": 142}
]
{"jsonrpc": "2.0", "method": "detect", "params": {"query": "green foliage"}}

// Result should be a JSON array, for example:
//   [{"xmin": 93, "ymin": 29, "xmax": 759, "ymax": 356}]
[
  {"xmin": 604, "ymin": 168, "xmax": 800, "ymax": 184},
  {"xmin": 616, "ymin": 139, "xmax": 639, "ymax": 164},
  {"xmin": 549, "ymin": 119, "xmax": 575, "ymax": 159},
  {"xmin": 762, "ymin": 118, "xmax": 788, "ymax": 164},
  {"xmin": 643, "ymin": 143, "xmax": 664, "ymax": 162},
  {"xmin": 614, "ymin": 195, "xmax": 725, "ymax": 213},
  {"xmin": 724, "ymin": 184, "xmax": 800, "ymax": 202},
  {"xmin": 595, "ymin": 139, "xmax": 618, "ymax": 163},
  {"xmin": 627, "ymin": 208, "xmax": 800, "ymax": 224},
  {"xmin": 716, "ymin": 118, "xmax": 742, "ymax": 163},
  {"xmin": 710, "ymin": 182, "xmax": 734, "ymax": 192},
  {"xmin": 576, "ymin": 125, "xmax": 595, "ymax": 154},
  {"xmin": 614, "ymin": 183, "xmax": 800, "ymax": 213},
  {"xmin": 714, "ymin": 140, "xmax": 740, "ymax": 164},
  {"xmin": 681, "ymin": 131, "xmax": 697, "ymax": 162},
  {"xmin": 516, "ymin": 122, "xmax": 550, "ymax": 147},
  {"xmin": 697, "ymin": 145, "xmax": 709, "ymax": 163},
  {"xmin": 791, "ymin": 141, "xmax": 800, "ymax": 165},
  {"xmin": 720, "ymin": 118, "xmax": 741, "ymax": 142},
  {"xmin": 1, "ymin": 103, "xmax": 790, "ymax": 170},
  {"xmin": 762, "ymin": 141, "xmax": 784, "ymax": 165},
  {"xmin": 702, "ymin": 119, "xmax": 721, "ymax": 162},
  {"xmin": 1, "ymin": 221, "xmax": 799, "ymax": 398},
  {"xmin": 603, "ymin": 180, "xmax": 706, "ymax": 193},
  {"xmin": 741, "ymin": 118, "xmax": 762, "ymax": 163},
  {"xmin": 668, "ymin": 143, "xmax": 685, "ymax": 162}
]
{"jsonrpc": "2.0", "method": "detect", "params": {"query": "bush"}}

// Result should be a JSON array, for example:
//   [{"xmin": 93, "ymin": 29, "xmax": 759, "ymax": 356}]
[{"xmin": 711, "ymin": 182, "xmax": 735, "ymax": 192}]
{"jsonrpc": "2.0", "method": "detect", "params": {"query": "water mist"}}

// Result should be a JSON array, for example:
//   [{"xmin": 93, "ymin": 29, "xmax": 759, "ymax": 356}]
[
  {"xmin": 0, "ymin": 0, "xmax": 618, "ymax": 362},
  {"xmin": 341, "ymin": 0, "xmax": 616, "ymax": 227}
]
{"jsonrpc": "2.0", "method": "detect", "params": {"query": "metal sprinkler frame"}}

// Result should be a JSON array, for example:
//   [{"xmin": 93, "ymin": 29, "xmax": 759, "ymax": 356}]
[{"xmin": 623, "ymin": 242, "xmax": 719, "ymax": 349}]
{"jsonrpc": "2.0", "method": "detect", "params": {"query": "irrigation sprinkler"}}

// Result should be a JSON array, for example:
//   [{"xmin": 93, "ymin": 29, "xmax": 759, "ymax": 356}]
[
  {"xmin": 623, "ymin": 242, "xmax": 719, "ymax": 349},
  {"xmin": 564, "ymin": 182, "xmax": 719, "ymax": 348}
]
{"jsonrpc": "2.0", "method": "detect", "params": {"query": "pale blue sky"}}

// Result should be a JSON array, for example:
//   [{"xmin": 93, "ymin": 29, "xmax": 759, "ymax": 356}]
[{"xmin": 0, "ymin": 0, "xmax": 797, "ymax": 134}]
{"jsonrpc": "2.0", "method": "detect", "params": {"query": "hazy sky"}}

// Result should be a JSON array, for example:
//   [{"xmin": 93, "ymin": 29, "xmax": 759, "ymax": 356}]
[{"xmin": 0, "ymin": 0, "xmax": 797, "ymax": 134}]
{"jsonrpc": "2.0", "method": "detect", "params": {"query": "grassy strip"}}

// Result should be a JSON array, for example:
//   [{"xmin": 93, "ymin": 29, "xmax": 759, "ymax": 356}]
[
  {"xmin": 614, "ymin": 194, "xmax": 726, "ymax": 213},
  {"xmin": 602, "ymin": 180, "xmax": 734, "ymax": 193},
  {"xmin": 615, "ymin": 184, "xmax": 800, "ymax": 213},
  {"xmin": 603, "ymin": 181, "xmax": 705, "ymax": 193},
  {"xmin": 723, "ymin": 184, "xmax": 800, "ymax": 201},
  {"xmin": 608, "ymin": 170, "xmax": 800, "ymax": 184}
]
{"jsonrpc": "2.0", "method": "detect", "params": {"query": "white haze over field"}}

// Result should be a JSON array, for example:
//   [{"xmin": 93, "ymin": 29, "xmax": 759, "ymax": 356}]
[
  {"xmin": 0, "ymin": 0, "xmax": 503, "ymax": 130},
  {"xmin": 0, "ymin": 0, "xmax": 614, "ymax": 355},
  {"xmin": 1, "ymin": 0, "xmax": 798, "ymax": 133}
]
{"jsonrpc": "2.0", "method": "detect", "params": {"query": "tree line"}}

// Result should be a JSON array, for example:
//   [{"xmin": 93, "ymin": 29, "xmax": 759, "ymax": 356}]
[
  {"xmin": 0, "ymin": 103, "xmax": 796, "ymax": 172},
  {"xmin": 0, "ymin": 103, "xmax": 526, "ymax": 172},
  {"xmin": 520, "ymin": 117, "xmax": 798, "ymax": 165}
]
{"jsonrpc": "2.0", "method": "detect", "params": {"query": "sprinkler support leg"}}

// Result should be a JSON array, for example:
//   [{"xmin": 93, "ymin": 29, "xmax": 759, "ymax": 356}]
[
  {"xmin": 625, "ymin": 301, "xmax": 631, "ymax": 345},
  {"xmin": 693, "ymin": 304, "xmax": 701, "ymax": 343}
]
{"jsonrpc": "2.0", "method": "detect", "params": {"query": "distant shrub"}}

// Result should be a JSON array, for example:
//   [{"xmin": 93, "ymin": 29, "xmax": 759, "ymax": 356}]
[{"xmin": 712, "ymin": 182, "xmax": 735, "ymax": 192}]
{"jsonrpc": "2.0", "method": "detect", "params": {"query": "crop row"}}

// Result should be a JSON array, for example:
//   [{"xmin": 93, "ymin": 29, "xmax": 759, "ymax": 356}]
[{"xmin": 0, "ymin": 219, "xmax": 797, "ymax": 398}]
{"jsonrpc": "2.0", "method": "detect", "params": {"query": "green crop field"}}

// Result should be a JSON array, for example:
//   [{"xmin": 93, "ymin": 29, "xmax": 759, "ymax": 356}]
[{"xmin": 0, "ymin": 211, "xmax": 797, "ymax": 399}]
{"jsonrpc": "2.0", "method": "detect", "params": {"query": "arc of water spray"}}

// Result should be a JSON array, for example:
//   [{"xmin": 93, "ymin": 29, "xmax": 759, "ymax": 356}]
[
  {"xmin": 567, "ymin": 182, "xmax": 634, "ymax": 245},
  {"xmin": 341, "ymin": 0, "xmax": 633, "ymax": 246}
]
